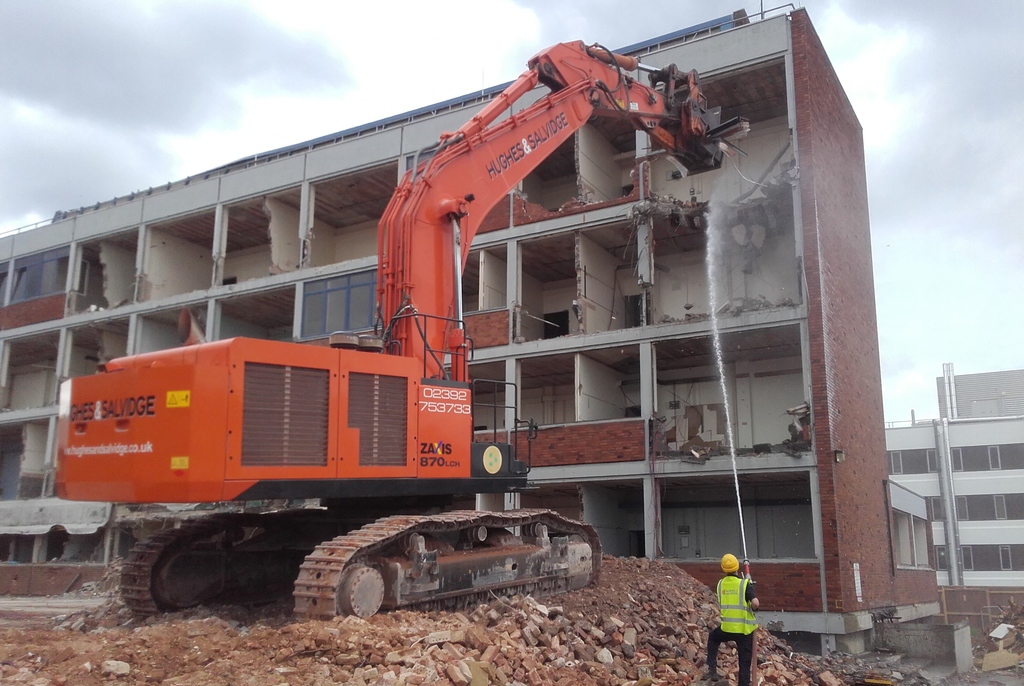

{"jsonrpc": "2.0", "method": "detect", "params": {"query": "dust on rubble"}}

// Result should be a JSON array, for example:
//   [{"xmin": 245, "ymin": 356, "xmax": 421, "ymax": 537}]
[{"xmin": 0, "ymin": 557, "xmax": 938, "ymax": 686}]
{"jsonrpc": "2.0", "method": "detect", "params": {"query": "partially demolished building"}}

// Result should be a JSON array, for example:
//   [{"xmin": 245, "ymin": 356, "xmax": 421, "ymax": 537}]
[{"xmin": 0, "ymin": 9, "xmax": 936, "ymax": 651}]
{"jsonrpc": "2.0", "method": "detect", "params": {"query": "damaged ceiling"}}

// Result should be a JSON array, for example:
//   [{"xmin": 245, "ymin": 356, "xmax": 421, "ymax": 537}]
[{"xmin": 656, "ymin": 323, "xmax": 801, "ymax": 372}]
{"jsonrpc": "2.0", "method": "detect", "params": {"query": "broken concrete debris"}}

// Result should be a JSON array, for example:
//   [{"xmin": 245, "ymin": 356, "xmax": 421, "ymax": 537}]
[
  {"xmin": 0, "ymin": 556, "xmax": 942, "ymax": 686},
  {"xmin": 976, "ymin": 604, "xmax": 1024, "ymax": 672}
]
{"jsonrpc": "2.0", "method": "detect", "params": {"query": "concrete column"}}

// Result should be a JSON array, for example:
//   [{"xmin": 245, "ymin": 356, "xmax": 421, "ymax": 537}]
[
  {"xmin": 65, "ymin": 240, "xmax": 81, "ymax": 301},
  {"xmin": 204, "ymin": 297, "xmax": 219, "ymax": 342},
  {"xmin": 292, "ymin": 281, "xmax": 306, "ymax": 341},
  {"xmin": 210, "ymin": 204, "xmax": 228, "ymax": 287},
  {"xmin": 126, "ymin": 313, "xmax": 141, "ymax": 356},
  {"xmin": 475, "ymin": 493, "xmax": 505, "ymax": 512},
  {"xmin": 643, "ymin": 474, "xmax": 660, "ymax": 559},
  {"xmin": 134, "ymin": 223, "xmax": 148, "ymax": 302},
  {"xmin": 505, "ymin": 357, "xmax": 518, "ymax": 434},
  {"xmin": 735, "ymin": 371, "xmax": 753, "ymax": 448},
  {"xmin": 31, "ymin": 534, "xmax": 45, "ymax": 563},
  {"xmin": 42, "ymin": 415, "xmax": 58, "ymax": 497},
  {"xmin": 298, "ymin": 181, "xmax": 315, "ymax": 268},
  {"xmin": 507, "ymin": 238, "xmax": 520, "ymax": 343}
]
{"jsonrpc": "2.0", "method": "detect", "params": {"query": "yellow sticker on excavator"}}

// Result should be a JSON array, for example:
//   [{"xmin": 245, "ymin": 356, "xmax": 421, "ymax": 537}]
[
  {"xmin": 166, "ymin": 390, "xmax": 191, "ymax": 408},
  {"xmin": 170, "ymin": 456, "xmax": 189, "ymax": 470}
]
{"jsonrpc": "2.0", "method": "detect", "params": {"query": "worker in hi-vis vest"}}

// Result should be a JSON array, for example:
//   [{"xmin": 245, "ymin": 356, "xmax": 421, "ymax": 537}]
[{"xmin": 704, "ymin": 553, "xmax": 759, "ymax": 686}]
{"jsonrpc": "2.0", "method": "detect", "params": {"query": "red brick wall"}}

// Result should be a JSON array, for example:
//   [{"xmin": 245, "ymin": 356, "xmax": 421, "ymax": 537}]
[
  {"xmin": 681, "ymin": 561, "xmax": 824, "ymax": 613},
  {"xmin": 464, "ymin": 309, "xmax": 509, "ymax": 348},
  {"xmin": 0, "ymin": 293, "xmax": 65, "ymax": 329},
  {"xmin": 792, "ymin": 10, "xmax": 937, "ymax": 613},
  {"xmin": 527, "ymin": 419, "xmax": 645, "ymax": 467}
]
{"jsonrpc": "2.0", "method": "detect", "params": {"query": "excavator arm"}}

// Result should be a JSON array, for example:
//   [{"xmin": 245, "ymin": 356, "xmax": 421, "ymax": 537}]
[{"xmin": 377, "ymin": 41, "xmax": 746, "ymax": 378}]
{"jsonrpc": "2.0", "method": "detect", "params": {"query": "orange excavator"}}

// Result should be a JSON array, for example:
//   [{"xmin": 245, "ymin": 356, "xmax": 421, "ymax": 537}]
[{"xmin": 56, "ymin": 41, "xmax": 745, "ymax": 618}]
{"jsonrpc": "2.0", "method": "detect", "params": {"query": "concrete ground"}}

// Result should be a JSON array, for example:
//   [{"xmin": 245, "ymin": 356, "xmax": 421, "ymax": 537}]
[{"xmin": 0, "ymin": 595, "xmax": 107, "ymax": 628}]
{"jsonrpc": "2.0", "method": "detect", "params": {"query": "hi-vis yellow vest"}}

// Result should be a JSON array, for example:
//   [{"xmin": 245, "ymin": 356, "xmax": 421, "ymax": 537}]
[{"xmin": 717, "ymin": 575, "xmax": 757, "ymax": 635}]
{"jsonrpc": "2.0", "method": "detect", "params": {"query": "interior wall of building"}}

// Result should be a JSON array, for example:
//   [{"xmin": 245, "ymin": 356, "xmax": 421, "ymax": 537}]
[
  {"xmin": 265, "ymin": 197, "xmax": 300, "ymax": 273},
  {"xmin": 577, "ymin": 355, "xmax": 626, "ymax": 421},
  {"xmin": 479, "ymin": 251, "xmax": 507, "ymax": 310},
  {"xmin": 99, "ymin": 242, "xmax": 137, "ymax": 307},
  {"xmin": 577, "ymin": 233, "xmax": 622, "ymax": 333},
  {"xmin": 144, "ymin": 228, "xmax": 212, "ymax": 299},
  {"xmin": 223, "ymin": 246, "xmax": 272, "ymax": 283}
]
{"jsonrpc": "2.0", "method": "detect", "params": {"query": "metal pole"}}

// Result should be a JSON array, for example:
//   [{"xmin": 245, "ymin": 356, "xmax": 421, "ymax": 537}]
[{"xmin": 933, "ymin": 418, "xmax": 962, "ymax": 585}]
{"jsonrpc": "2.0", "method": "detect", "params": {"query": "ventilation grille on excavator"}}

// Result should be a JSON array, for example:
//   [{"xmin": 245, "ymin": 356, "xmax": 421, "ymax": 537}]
[
  {"xmin": 348, "ymin": 372, "xmax": 407, "ymax": 466},
  {"xmin": 241, "ymin": 362, "xmax": 329, "ymax": 467}
]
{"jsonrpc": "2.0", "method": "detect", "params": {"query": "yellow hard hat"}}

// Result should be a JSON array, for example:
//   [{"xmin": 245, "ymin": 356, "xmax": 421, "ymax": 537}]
[{"xmin": 721, "ymin": 553, "xmax": 740, "ymax": 573}]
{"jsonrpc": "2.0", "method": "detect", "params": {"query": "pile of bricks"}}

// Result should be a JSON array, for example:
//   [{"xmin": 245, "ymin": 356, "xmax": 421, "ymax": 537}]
[{"xmin": 0, "ymin": 556, "xmax": 939, "ymax": 685}]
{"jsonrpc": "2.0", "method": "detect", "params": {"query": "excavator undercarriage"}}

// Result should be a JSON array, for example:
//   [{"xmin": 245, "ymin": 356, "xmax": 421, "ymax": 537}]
[{"xmin": 120, "ymin": 508, "xmax": 601, "ymax": 619}]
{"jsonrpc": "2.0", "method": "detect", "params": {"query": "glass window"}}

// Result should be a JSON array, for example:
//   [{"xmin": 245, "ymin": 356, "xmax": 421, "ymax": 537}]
[
  {"xmin": 951, "ymin": 447, "xmax": 963, "ymax": 471},
  {"xmin": 928, "ymin": 496, "xmax": 944, "ymax": 521},
  {"xmin": 995, "ymin": 494, "xmax": 1007, "ymax": 520},
  {"xmin": 926, "ymin": 449, "xmax": 937, "ymax": 472},
  {"xmin": 960, "ymin": 546, "xmax": 973, "ymax": 571},
  {"xmin": 10, "ymin": 247, "xmax": 70, "ymax": 303},
  {"xmin": 301, "ymin": 271, "xmax": 376, "ymax": 338},
  {"xmin": 1001, "ymin": 546, "xmax": 1012, "ymax": 571},
  {"xmin": 0, "ymin": 262, "xmax": 8, "ymax": 304},
  {"xmin": 935, "ymin": 545, "xmax": 948, "ymax": 571},
  {"xmin": 989, "ymin": 446, "xmax": 1002, "ymax": 470},
  {"xmin": 955, "ymin": 495, "xmax": 968, "ymax": 520},
  {"xmin": 888, "ymin": 451, "xmax": 903, "ymax": 475}
]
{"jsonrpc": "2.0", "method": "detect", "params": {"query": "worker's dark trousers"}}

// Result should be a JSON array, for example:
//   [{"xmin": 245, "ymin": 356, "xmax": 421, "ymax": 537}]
[{"xmin": 706, "ymin": 625, "xmax": 754, "ymax": 686}]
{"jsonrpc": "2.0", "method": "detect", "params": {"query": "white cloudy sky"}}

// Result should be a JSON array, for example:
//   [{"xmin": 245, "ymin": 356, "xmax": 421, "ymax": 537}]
[{"xmin": 1, "ymin": 0, "xmax": 1021, "ymax": 423}]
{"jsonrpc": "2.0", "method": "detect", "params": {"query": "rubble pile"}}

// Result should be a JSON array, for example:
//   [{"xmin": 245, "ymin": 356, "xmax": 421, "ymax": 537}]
[
  {"xmin": 975, "ymin": 603, "xmax": 1024, "ymax": 672},
  {"xmin": 0, "ymin": 557, "xmax": 938, "ymax": 686}
]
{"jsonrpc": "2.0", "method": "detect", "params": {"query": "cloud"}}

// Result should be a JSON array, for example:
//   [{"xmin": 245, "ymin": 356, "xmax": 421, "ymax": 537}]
[
  {"xmin": 0, "ymin": 0, "xmax": 349, "ymax": 134},
  {"xmin": 0, "ymin": 0, "xmax": 351, "ymax": 228}
]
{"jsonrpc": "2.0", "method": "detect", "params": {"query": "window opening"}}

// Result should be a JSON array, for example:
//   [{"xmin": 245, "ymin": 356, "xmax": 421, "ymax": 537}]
[
  {"xmin": 1001, "ymin": 545, "xmax": 1012, "ymax": 570},
  {"xmin": 926, "ymin": 449, "xmax": 937, "ymax": 473},
  {"xmin": 301, "ymin": 270, "xmax": 376, "ymax": 338},
  {"xmin": 11, "ymin": 247, "xmax": 70, "ymax": 303},
  {"xmin": 995, "ymin": 494, "xmax": 1007, "ymax": 520},
  {"xmin": 542, "ymin": 310, "xmax": 569, "ymax": 339},
  {"xmin": 951, "ymin": 447, "xmax": 963, "ymax": 471},
  {"xmin": 888, "ymin": 451, "xmax": 902, "ymax": 475},
  {"xmin": 955, "ymin": 495, "xmax": 968, "ymax": 520},
  {"xmin": 960, "ymin": 546, "xmax": 973, "ymax": 571},
  {"xmin": 989, "ymin": 446, "xmax": 1001, "ymax": 470},
  {"xmin": 936, "ymin": 545, "xmax": 948, "ymax": 571}
]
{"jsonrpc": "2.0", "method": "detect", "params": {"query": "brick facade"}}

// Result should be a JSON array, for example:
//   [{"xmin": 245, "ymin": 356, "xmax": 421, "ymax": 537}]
[
  {"xmin": 0, "ymin": 293, "xmax": 65, "ymax": 330},
  {"xmin": 681, "ymin": 561, "xmax": 824, "ymax": 613},
  {"xmin": 464, "ymin": 309, "xmax": 509, "ymax": 348},
  {"xmin": 527, "ymin": 419, "xmax": 645, "ymax": 468},
  {"xmin": 792, "ymin": 9, "xmax": 937, "ymax": 612}
]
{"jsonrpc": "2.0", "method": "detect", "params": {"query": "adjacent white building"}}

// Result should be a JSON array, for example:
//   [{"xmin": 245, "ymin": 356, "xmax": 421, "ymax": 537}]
[{"xmin": 887, "ymin": 364, "xmax": 1024, "ymax": 587}]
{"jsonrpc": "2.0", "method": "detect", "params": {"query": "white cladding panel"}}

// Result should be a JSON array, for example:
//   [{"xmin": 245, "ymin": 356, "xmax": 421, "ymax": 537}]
[
  {"xmin": 642, "ymin": 16, "xmax": 789, "ymax": 74},
  {"xmin": 885, "ymin": 425, "xmax": 935, "ymax": 450},
  {"xmin": 219, "ymin": 156, "xmax": 306, "ymax": 203},
  {"xmin": 11, "ymin": 221, "xmax": 74, "ymax": 257},
  {"xmin": 306, "ymin": 129, "xmax": 403, "ymax": 181},
  {"xmin": 73, "ymin": 199, "xmax": 144, "ymax": 239},
  {"xmin": 141, "ymin": 178, "xmax": 220, "ymax": 223}
]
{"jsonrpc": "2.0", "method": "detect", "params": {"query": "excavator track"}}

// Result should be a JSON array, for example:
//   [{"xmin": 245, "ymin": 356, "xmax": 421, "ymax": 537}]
[
  {"xmin": 120, "ymin": 515, "xmax": 237, "ymax": 616},
  {"xmin": 293, "ymin": 509, "xmax": 601, "ymax": 620},
  {"xmin": 120, "ymin": 510, "xmax": 337, "ymax": 616}
]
